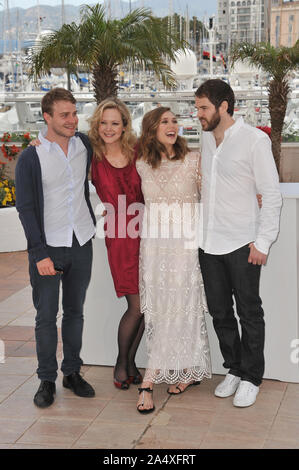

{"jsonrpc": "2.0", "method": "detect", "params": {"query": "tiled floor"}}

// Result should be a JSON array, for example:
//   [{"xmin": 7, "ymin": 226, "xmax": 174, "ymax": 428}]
[{"xmin": 0, "ymin": 251, "xmax": 299, "ymax": 449}]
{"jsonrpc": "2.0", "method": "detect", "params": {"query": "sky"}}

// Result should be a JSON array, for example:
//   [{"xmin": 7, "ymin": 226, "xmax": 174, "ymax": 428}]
[
  {"xmin": 6, "ymin": 0, "xmax": 95, "ymax": 7},
  {"xmin": 3, "ymin": 1, "xmax": 217, "ymax": 13},
  {"xmin": 6, "ymin": 0, "xmax": 102, "ymax": 6}
]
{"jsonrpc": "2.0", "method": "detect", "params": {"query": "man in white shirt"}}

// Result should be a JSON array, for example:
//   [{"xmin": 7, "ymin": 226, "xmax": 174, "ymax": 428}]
[
  {"xmin": 195, "ymin": 79, "xmax": 282, "ymax": 407},
  {"xmin": 16, "ymin": 88, "xmax": 96, "ymax": 408}
]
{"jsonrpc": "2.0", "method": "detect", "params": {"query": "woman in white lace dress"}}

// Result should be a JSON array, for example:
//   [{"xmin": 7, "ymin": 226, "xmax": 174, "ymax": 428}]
[{"xmin": 136, "ymin": 107, "xmax": 211, "ymax": 413}]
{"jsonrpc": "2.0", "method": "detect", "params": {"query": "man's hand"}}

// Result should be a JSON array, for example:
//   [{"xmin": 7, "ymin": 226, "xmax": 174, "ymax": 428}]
[
  {"xmin": 36, "ymin": 257, "xmax": 57, "ymax": 276},
  {"xmin": 248, "ymin": 243, "xmax": 267, "ymax": 265}
]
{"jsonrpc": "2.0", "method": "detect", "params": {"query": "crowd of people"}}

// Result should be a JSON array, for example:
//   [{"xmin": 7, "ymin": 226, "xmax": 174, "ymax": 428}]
[{"xmin": 15, "ymin": 79, "xmax": 282, "ymax": 413}]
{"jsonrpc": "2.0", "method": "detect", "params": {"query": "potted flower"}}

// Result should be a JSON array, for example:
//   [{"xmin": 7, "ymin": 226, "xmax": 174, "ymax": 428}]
[
  {"xmin": 257, "ymin": 126, "xmax": 271, "ymax": 138},
  {"xmin": 0, "ymin": 178, "xmax": 15, "ymax": 207},
  {"xmin": 0, "ymin": 132, "xmax": 34, "ymax": 208},
  {"xmin": 0, "ymin": 132, "xmax": 34, "ymax": 251}
]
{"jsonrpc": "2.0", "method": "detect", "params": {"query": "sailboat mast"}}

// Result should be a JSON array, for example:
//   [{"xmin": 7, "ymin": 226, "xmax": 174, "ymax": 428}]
[
  {"xmin": 106, "ymin": 0, "xmax": 111, "ymax": 19},
  {"xmin": 2, "ymin": 3, "xmax": 6, "ymax": 55},
  {"xmin": 168, "ymin": 0, "xmax": 173, "ymax": 33},
  {"xmin": 37, "ymin": 0, "xmax": 41, "ymax": 35},
  {"xmin": 5, "ymin": 0, "xmax": 11, "ymax": 54},
  {"xmin": 61, "ymin": 0, "xmax": 66, "ymax": 26},
  {"xmin": 185, "ymin": 5, "xmax": 190, "ymax": 43},
  {"xmin": 208, "ymin": 17, "xmax": 215, "ymax": 77}
]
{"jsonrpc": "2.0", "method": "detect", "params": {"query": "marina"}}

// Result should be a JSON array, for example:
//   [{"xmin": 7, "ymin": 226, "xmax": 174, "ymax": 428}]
[
  {"xmin": 0, "ymin": 0, "xmax": 298, "ymax": 452},
  {"xmin": 0, "ymin": 0, "xmax": 297, "ymax": 140}
]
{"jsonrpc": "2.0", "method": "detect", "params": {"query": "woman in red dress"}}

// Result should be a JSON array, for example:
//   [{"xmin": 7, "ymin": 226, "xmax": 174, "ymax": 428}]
[{"xmin": 89, "ymin": 98, "xmax": 144, "ymax": 389}]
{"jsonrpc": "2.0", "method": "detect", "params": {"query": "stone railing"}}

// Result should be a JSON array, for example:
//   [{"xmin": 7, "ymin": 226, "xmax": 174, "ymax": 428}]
[{"xmin": 280, "ymin": 143, "xmax": 299, "ymax": 182}]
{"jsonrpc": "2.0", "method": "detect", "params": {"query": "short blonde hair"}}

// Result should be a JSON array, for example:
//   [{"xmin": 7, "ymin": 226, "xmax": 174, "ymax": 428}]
[{"xmin": 88, "ymin": 98, "xmax": 137, "ymax": 162}]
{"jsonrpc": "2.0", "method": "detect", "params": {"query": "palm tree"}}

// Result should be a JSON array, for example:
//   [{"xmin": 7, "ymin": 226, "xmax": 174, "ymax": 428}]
[
  {"xmin": 29, "ymin": 4, "xmax": 188, "ymax": 103},
  {"xmin": 28, "ymin": 23, "xmax": 82, "ymax": 92},
  {"xmin": 230, "ymin": 41, "xmax": 299, "ymax": 175}
]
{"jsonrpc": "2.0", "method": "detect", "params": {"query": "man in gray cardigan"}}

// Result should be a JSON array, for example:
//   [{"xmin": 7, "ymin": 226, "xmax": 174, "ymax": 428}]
[{"xmin": 15, "ymin": 88, "xmax": 96, "ymax": 408}]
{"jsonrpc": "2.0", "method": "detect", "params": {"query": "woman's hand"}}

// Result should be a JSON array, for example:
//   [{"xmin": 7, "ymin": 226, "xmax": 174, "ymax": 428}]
[
  {"xmin": 257, "ymin": 194, "xmax": 262, "ymax": 208},
  {"xmin": 196, "ymin": 152, "xmax": 202, "ymax": 191},
  {"xmin": 29, "ymin": 139, "xmax": 41, "ymax": 147}
]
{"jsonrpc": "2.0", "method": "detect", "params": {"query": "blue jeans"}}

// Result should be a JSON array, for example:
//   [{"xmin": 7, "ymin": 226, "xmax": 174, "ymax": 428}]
[
  {"xmin": 199, "ymin": 245, "xmax": 264, "ymax": 386},
  {"xmin": 29, "ymin": 235, "xmax": 93, "ymax": 382}
]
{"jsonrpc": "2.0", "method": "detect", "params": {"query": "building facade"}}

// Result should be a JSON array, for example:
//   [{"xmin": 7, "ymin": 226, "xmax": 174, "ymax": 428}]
[
  {"xmin": 270, "ymin": 0, "xmax": 299, "ymax": 47},
  {"xmin": 217, "ymin": 0, "xmax": 271, "ymax": 53}
]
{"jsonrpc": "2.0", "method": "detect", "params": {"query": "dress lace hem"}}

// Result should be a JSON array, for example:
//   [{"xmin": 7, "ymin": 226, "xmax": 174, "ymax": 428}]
[{"xmin": 144, "ymin": 366, "xmax": 212, "ymax": 385}]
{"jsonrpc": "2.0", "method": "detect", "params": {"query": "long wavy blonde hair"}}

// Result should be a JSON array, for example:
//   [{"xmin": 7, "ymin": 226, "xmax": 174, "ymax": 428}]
[
  {"xmin": 88, "ymin": 98, "xmax": 137, "ymax": 162},
  {"xmin": 138, "ymin": 106, "xmax": 190, "ymax": 169}
]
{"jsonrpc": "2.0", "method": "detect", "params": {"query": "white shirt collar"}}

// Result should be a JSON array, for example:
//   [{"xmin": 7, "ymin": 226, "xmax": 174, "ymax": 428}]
[
  {"xmin": 38, "ymin": 127, "xmax": 77, "ymax": 152},
  {"xmin": 204, "ymin": 117, "xmax": 244, "ymax": 147}
]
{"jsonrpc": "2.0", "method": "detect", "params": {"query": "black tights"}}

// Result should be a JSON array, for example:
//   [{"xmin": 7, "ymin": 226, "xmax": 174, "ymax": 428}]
[{"xmin": 114, "ymin": 294, "xmax": 144, "ymax": 382}]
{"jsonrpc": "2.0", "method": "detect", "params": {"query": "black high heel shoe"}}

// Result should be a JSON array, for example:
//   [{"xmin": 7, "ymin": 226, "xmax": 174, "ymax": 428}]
[
  {"xmin": 137, "ymin": 387, "xmax": 155, "ymax": 414},
  {"xmin": 167, "ymin": 380, "xmax": 201, "ymax": 395}
]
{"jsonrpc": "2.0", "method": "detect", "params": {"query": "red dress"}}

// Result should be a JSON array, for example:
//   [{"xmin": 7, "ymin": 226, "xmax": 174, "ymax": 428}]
[{"xmin": 91, "ymin": 155, "xmax": 144, "ymax": 297}]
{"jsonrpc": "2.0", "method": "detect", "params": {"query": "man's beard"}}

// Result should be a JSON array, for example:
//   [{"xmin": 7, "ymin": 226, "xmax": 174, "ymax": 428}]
[{"xmin": 200, "ymin": 109, "xmax": 221, "ymax": 132}]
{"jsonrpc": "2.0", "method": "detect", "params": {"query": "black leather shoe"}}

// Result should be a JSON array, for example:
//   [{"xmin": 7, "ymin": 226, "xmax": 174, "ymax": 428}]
[
  {"xmin": 63, "ymin": 372, "xmax": 95, "ymax": 397},
  {"xmin": 34, "ymin": 381, "xmax": 56, "ymax": 408}
]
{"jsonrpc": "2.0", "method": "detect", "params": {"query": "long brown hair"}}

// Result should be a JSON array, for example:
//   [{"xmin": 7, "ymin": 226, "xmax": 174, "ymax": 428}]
[
  {"xmin": 138, "ymin": 107, "xmax": 190, "ymax": 169},
  {"xmin": 88, "ymin": 98, "xmax": 137, "ymax": 162}
]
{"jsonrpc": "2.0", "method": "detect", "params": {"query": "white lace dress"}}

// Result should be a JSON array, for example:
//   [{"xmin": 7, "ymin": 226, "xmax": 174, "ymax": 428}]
[{"xmin": 136, "ymin": 152, "xmax": 212, "ymax": 384}]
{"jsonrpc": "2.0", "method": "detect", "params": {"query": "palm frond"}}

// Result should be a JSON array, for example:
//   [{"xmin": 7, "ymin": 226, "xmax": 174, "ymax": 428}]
[
  {"xmin": 28, "ymin": 5, "xmax": 188, "ymax": 101},
  {"xmin": 79, "ymin": 3, "xmax": 106, "ymax": 24},
  {"xmin": 230, "ymin": 41, "xmax": 299, "ymax": 80},
  {"xmin": 230, "ymin": 40, "xmax": 299, "ymax": 175},
  {"xmin": 29, "ymin": 22, "xmax": 81, "ymax": 79}
]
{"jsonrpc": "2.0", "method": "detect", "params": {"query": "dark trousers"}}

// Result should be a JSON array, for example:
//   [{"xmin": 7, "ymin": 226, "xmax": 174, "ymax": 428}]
[
  {"xmin": 29, "ymin": 235, "xmax": 93, "ymax": 382},
  {"xmin": 199, "ymin": 245, "xmax": 265, "ymax": 386}
]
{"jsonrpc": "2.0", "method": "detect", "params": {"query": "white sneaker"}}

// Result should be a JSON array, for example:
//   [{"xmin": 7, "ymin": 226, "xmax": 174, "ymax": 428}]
[
  {"xmin": 214, "ymin": 373, "xmax": 241, "ymax": 398},
  {"xmin": 233, "ymin": 381, "xmax": 259, "ymax": 407}
]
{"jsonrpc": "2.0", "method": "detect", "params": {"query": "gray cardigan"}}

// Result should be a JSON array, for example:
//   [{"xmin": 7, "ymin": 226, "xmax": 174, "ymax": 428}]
[{"xmin": 15, "ymin": 132, "xmax": 96, "ymax": 263}]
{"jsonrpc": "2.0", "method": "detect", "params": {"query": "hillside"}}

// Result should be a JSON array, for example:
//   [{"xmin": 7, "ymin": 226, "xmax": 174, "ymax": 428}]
[{"xmin": 0, "ymin": 1, "xmax": 215, "ymax": 39}]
